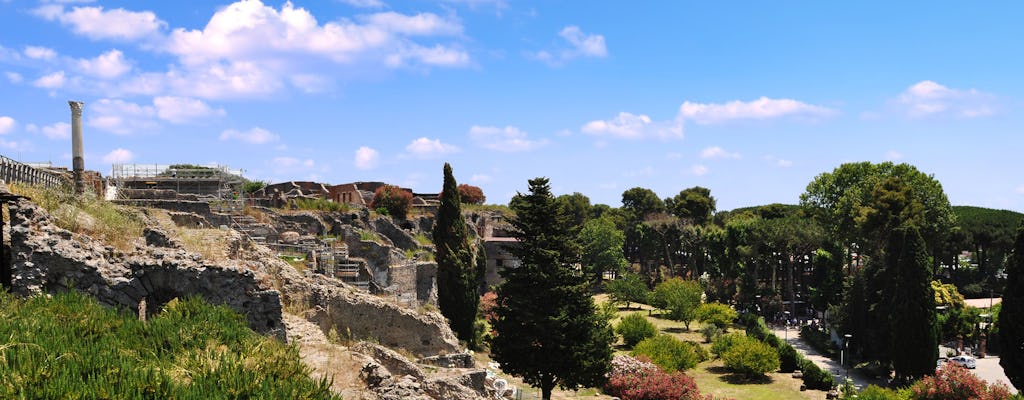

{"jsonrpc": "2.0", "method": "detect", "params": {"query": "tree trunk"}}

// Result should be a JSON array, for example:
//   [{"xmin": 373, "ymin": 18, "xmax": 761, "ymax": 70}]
[
  {"xmin": 541, "ymin": 378, "xmax": 555, "ymax": 400},
  {"xmin": 787, "ymin": 255, "xmax": 796, "ymax": 316}
]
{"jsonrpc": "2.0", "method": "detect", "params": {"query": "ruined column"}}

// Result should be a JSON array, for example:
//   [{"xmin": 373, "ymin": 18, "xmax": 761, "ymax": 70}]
[{"xmin": 69, "ymin": 100, "xmax": 85, "ymax": 195}]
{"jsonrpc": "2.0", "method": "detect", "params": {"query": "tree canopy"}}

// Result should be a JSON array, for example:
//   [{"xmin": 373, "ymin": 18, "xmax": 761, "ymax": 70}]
[
  {"xmin": 432, "ymin": 164, "xmax": 480, "ymax": 349},
  {"xmin": 491, "ymin": 177, "xmax": 613, "ymax": 400}
]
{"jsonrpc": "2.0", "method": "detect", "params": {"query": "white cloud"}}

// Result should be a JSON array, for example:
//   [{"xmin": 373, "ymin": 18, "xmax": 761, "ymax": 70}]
[
  {"xmin": 469, "ymin": 125, "xmax": 548, "ymax": 152},
  {"xmin": 531, "ymin": 25, "xmax": 607, "ymax": 66},
  {"xmin": 35, "ymin": 5, "xmax": 166, "ymax": 41},
  {"xmin": 361, "ymin": 12, "xmax": 462, "ymax": 36},
  {"xmin": 33, "ymin": 71, "xmax": 65, "ymax": 88},
  {"xmin": 354, "ymin": 146, "xmax": 379, "ymax": 170},
  {"xmin": 0, "ymin": 116, "xmax": 14, "ymax": 134},
  {"xmin": 27, "ymin": 122, "xmax": 71, "ymax": 139},
  {"xmin": 405, "ymin": 137, "xmax": 459, "ymax": 158},
  {"xmin": 77, "ymin": 49, "xmax": 131, "ymax": 79},
  {"xmin": 88, "ymin": 98, "xmax": 157, "ymax": 135},
  {"xmin": 690, "ymin": 164, "xmax": 709, "ymax": 176},
  {"xmin": 680, "ymin": 96, "xmax": 836, "ymax": 125},
  {"xmin": 101, "ymin": 148, "xmax": 134, "ymax": 163},
  {"xmin": 219, "ymin": 127, "xmax": 278, "ymax": 144},
  {"xmin": 581, "ymin": 111, "xmax": 683, "ymax": 140},
  {"xmin": 338, "ymin": 0, "xmax": 386, "ymax": 8},
  {"xmin": 154, "ymin": 96, "xmax": 225, "ymax": 123},
  {"xmin": 470, "ymin": 173, "xmax": 491, "ymax": 183},
  {"xmin": 24, "ymin": 46, "xmax": 57, "ymax": 60},
  {"xmin": 885, "ymin": 150, "xmax": 904, "ymax": 161},
  {"xmin": 623, "ymin": 166, "xmax": 655, "ymax": 178},
  {"xmin": 272, "ymin": 157, "xmax": 315, "ymax": 168},
  {"xmin": 0, "ymin": 139, "xmax": 30, "ymax": 151},
  {"xmin": 895, "ymin": 80, "xmax": 995, "ymax": 118},
  {"xmin": 776, "ymin": 159, "xmax": 793, "ymax": 168},
  {"xmin": 5, "ymin": 71, "xmax": 23, "ymax": 83},
  {"xmin": 700, "ymin": 146, "xmax": 740, "ymax": 160}
]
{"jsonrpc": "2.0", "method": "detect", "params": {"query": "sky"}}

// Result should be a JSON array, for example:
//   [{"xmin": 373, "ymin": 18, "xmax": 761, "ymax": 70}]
[{"xmin": 1, "ymin": 1, "xmax": 1023, "ymax": 212}]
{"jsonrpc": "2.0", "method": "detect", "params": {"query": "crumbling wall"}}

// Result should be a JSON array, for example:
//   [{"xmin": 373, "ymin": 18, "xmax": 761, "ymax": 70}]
[{"xmin": 6, "ymin": 198, "xmax": 285, "ymax": 338}]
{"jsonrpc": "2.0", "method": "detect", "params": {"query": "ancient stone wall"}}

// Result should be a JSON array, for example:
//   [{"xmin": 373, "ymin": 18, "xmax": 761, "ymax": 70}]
[{"xmin": 6, "ymin": 198, "xmax": 285, "ymax": 338}]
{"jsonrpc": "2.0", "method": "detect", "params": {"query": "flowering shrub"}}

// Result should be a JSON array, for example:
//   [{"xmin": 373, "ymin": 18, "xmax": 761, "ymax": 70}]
[
  {"xmin": 909, "ymin": 363, "xmax": 1014, "ymax": 400},
  {"xmin": 478, "ymin": 291, "xmax": 498, "ymax": 323},
  {"xmin": 605, "ymin": 368, "xmax": 722, "ymax": 400},
  {"xmin": 607, "ymin": 355, "xmax": 658, "ymax": 378}
]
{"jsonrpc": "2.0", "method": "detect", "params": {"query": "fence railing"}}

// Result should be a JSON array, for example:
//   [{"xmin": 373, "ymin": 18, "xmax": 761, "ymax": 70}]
[{"xmin": 0, "ymin": 155, "xmax": 70, "ymax": 189}]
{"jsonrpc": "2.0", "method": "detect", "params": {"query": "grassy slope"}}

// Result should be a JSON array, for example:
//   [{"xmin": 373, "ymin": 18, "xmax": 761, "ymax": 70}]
[{"xmin": 0, "ymin": 291, "xmax": 338, "ymax": 399}]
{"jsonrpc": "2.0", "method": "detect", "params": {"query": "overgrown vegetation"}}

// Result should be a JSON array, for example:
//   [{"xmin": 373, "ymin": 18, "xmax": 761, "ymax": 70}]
[
  {"xmin": 292, "ymin": 197, "xmax": 348, "ymax": 212},
  {"xmin": 631, "ymin": 334, "xmax": 706, "ymax": 372},
  {"xmin": 9, "ymin": 183, "xmax": 144, "ymax": 252},
  {"xmin": 0, "ymin": 291, "xmax": 338, "ymax": 399}
]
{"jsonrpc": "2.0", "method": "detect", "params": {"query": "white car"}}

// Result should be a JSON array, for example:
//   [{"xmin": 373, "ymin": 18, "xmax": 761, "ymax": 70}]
[{"xmin": 949, "ymin": 355, "xmax": 976, "ymax": 369}]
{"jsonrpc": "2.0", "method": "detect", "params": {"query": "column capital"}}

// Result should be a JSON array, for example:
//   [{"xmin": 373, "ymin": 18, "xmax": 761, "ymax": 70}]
[{"xmin": 68, "ymin": 101, "xmax": 84, "ymax": 117}]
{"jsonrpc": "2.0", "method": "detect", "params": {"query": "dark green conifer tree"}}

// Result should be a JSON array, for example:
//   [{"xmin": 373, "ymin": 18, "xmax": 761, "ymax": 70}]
[
  {"xmin": 1000, "ymin": 219, "xmax": 1024, "ymax": 391},
  {"xmin": 491, "ymin": 178, "xmax": 614, "ymax": 400},
  {"xmin": 889, "ymin": 227, "xmax": 938, "ymax": 382},
  {"xmin": 432, "ymin": 163, "xmax": 480, "ymax": 348}
]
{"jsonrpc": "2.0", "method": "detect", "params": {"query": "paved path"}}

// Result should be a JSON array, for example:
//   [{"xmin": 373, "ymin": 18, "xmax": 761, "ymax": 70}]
[{"xmin": 772, "ymin": 328, "xmax": 887, "ymax": 391}]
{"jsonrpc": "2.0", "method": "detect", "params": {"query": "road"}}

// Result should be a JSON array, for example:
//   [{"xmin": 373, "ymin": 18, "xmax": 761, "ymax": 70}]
[{"xmin": 779, "ymin": 330, "xmax": 1018, "ymax": 395}]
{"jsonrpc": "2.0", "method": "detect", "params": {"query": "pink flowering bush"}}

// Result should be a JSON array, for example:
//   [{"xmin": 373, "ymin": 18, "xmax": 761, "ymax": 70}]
[
  {"xmin": 909, "ymin": 363, "xmax": 1014, "ymax": 400},
  {"xmin": 604, "ymin": 355, "xmax": 731, "ymax": 400}
]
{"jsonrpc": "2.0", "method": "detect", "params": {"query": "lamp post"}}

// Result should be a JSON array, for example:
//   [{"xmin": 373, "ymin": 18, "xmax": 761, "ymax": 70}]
[
  {"xmin": 783, "ymin": 311, "xmax": 791, "ymax": 341},
  {"xmin": 844, "ymin": 334, "xmax": 853, "ymax": 382}
]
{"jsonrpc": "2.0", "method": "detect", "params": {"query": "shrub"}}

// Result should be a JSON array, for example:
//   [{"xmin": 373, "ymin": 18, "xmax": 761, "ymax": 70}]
[
  {"xmin": 721, "ymin": 337, "xmax": 780, "ymax": 378},
  {"xmin": 909, "ymin": 363, "xmax": 1014, "ymax": 400},
  {"xmin": 616, "ymin": 313, "xmax": 658, "ymax": 348},
  {"xmin": 632, "ymin": 335, "xmax": 701, "ymax": 372},
  {"xmin": 293, "ymin": 197, "xmax": 348, "ymax": 212},
  {"xmin": 856, "ymin": 385, "xmax": 910, "ymax": 400},
  {"xmin": 456, "ymin": 184, "xmax": 486, "ymax": 204},
  {"xmin": 242, "ymin": 180, "xmax": 267, "ymax": 194},
  {"xmin": 370, "ymin": 185, "xmax": 412, "ymax": 219},
  {"xmin": 701, "ymin": 325, "xmax": 723, "ymax": 343},
  {"xmin": 605, "ymin": 368, "xmax": 720, "ymax": 400},
  {"xmin": 650, "ymin": 278, "xmax": 704, "ymax": 330},
  {"xmin": 605, "ymin": 273, "xmax": 650, "ymax": 309},
  {"xmin": 711, "ymin": 332, "xmax": 748, "ymax": 358},
  {"xmin": 478, "ymin": 291, "xmax": 498, "ymax": 323},
  {"xmin": 800, "ymin": 325, "xmax": 838, "ymax": 358},
  {"xmin": 606, "ymin": 354, "xmax": 658, "ymax": 378},
  {"xmin": 744, "ymin": 315, "xmax": 771, "ymax": 342},
  {"xmin": 777, "ymin": 343, "xmax": 800, "ymax": 373},
  {"xmin": 799, "ymin": 358, "xmax": 835, "ymax": 390},
  {"xmin": 696, "ymin": 302, "xmax": 737, "ymax": 329}
]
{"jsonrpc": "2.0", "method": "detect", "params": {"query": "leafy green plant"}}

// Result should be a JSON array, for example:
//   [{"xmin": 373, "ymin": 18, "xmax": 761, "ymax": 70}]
[
  {"xmin": 721, "ymin": 336, "xmax": 780, "ymax": 378},
  {"xmin": 711, "ymin": 332, "xmax": 747, "ymax": 358},
  {"xmin": 0, "ymin": 291, "xmax": 338, "ymax": 399},
  {"xmin": 10, "ymin": 183, "xmax": 144, "ymax": 252},
  {"xmin": 631, "ymin": 335, "xmax": 702, "ymax": 372},
  {"xmin": 799, "ymin": 358, "xmax": 835, "ymax": 390},
  {"xmin": 615, "ymin": 313, "xmax": 657, "ymax": 348},
  {"xmin": 696, "ymin": 302, "xmax": 737, "ymax": 329}
]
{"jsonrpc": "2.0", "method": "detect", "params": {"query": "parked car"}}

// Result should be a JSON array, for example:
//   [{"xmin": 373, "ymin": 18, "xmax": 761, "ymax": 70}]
[
  {"xmin": 949, "ymin": 355, "xmax": 976, "ymax": 369},
  {"xmin": 936, "ymin": 357, "xmax": 948, "ymax": 370}
]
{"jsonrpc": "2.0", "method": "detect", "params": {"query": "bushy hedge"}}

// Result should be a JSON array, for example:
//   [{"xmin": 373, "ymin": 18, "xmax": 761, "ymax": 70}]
[
  {"xmin": 616, "ymin": 313, "xmax": 658, "ymax": 348},
  {"xmin": 605, "ymin": 355, "xmax": 727, "ymax": 400},
  {"xmin": 777, "ymin": 342, "xmax": 801, "ymax": 373},
  {"xmin": 632, "ymin": 335, "xmax": 703, "ymax": 372},
  {"xmin": 711, "ymin": 332, "xmax": 748, "ymax": 359},
  {"xmin": 0, "ymin": 291, "xmax": 337, "ymax": 399},
  {"xmin": 720, "ymin": 336, "xmax": 780, "ymax": 378},
  {"xmin": 799, "ymin": 358, "xmax": 835, "ymax": 390}
]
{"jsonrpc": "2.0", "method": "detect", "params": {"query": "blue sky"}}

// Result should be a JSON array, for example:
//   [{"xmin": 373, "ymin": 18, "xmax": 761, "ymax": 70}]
[{"xmin": 1, "ymin": 1, "xmax": 1023, "ymax": 211}]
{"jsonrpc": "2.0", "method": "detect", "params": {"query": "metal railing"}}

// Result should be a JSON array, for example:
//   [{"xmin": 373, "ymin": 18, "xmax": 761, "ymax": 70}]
[{"xmin": 0, "ymin": 155, "xmax": 70, "ymax": 189}]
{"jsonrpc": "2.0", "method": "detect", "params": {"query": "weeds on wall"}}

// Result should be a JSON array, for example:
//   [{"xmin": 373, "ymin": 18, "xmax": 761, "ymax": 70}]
[
  {"xmin": 9, "ymin": 183, "xmax": 144, "ymax": 252},
  {"xmin": 291, "ymin": 198, "xmax": 349, "ymax": 213}
]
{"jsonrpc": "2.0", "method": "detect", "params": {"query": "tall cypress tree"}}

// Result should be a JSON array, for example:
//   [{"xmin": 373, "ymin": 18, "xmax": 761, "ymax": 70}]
[
  {"xmin": 1000, "ymin": 219, "xmax": 1024, "ymax": 391},
  {"xmin": 491, "ymin": 178, "xmax": 613, "ymax": 400},
  {"xmin": 432, "ymin": 163, "xmax": 479, "ymax": 348},
  {"xmin": 889, "ymin": 227, "xmax": 938, "ymax": 382}
]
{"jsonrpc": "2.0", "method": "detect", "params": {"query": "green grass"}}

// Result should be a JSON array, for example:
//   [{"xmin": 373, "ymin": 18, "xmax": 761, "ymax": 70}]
[
  {"xmin": 0, "ymin": 291, "xmax": 339, "ymax": 399},
  {"xmin": 359, "ymin": 229, "xmax": 382, "ymax": 243},
  {"xmin": 413, "ymin": 232, "xmax": 433, "ymax": 246}
]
